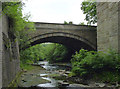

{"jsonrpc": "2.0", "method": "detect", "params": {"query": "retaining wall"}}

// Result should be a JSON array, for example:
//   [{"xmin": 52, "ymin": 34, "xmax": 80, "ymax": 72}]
[{"xmin": 0, "ymin": 2, "xmax": 20, "ymax": 88}]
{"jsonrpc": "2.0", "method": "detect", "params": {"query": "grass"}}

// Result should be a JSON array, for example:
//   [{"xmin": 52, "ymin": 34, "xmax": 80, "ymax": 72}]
[
  {"xmin": 21, "ymin": 64, "xmax": 35, "ymax": 70},
  {"xmin": 20, "ymin": 62, "xmax": 43, "ymax": 71}
]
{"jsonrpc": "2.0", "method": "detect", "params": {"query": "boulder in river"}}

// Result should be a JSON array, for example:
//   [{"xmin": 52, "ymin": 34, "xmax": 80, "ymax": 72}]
[
  {"xmin": 65, "ymin": 71, "xmax": 70, "ymax": 75},
  {"xmin": 58, "ymin": 81, "xmax": 69, "ymax": 87},
  {"xmin": 95, "ymin": 83, "xmax": 106, "ymax": 87}
]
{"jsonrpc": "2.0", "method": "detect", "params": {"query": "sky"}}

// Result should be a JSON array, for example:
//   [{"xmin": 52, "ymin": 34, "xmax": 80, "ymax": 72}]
[{"xmin": 22, "ymin": 0, "xmax": 87, "ymax": 24}]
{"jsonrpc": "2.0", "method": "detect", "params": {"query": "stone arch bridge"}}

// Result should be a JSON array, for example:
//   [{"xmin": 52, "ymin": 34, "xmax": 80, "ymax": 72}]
[{"xmin": 25, "ymin": 22, "xmax": 97, "ymax": 53}]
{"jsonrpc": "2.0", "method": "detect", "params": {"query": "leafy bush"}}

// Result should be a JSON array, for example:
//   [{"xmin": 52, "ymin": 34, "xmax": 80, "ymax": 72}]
[{"xmin": 71, "ymin": 49, "xmax": 120, "ymax": 82}]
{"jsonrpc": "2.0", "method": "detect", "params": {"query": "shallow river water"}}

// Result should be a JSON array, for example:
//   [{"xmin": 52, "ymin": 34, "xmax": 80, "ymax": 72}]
[
  {"xmin": 37, "ymin": 61, "xmax": 69, "ymax": 88},
  {"xmin": 37, "ymin": 61, "xmax": 117, "ymax": 89},
  {"xmin": 36, "ymin": 61, "xmax": 87, "ymax": 89},
  {"xmin": 19, "ymin": 61, "xmax": 86, "ymax": 89}
]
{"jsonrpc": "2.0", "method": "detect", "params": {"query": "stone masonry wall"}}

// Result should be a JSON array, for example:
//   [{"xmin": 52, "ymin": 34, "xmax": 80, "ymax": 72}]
[
  {"xmin": 0, "ymin": 3, "xmax": 20, "ymax": 87},
  {"xmin": 97, "ymin": 2, "xmax": 120, "ymax": 53}
]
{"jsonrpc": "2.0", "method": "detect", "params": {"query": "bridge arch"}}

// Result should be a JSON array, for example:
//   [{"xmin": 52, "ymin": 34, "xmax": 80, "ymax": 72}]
[
  {"xmin": 22, "ymin": 22, "xmax": 97, "ymax": 61},
  {"xmin": 22, "ymin": 22, "xmax": 97, "ymax": 53},
  {"xmin": 24, "ymin": 32, "xmax": 96, "ymax": 51}
]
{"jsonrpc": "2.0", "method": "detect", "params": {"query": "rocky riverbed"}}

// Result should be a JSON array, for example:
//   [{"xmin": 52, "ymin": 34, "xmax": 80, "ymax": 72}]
[
  {"xmin": 17, "ymin": 61, "xmax": 120, "ymax": 89},
  {"xmin": 18, "ymin": 65, "xmax": 50, "ymax": 87}
]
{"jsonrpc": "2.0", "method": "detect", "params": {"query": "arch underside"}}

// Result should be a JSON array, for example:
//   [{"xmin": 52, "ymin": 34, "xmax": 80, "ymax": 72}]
[
  {"xmin": 30, "ymin": 36, "xmax": 96, "ymax": 52},
  {"xmin": 22, "ymin": 34, "xmax": 96, "ymax": 61},
  {"xmin": 28, "ymin": 32, "xmax": 96, "ymax": 51}
]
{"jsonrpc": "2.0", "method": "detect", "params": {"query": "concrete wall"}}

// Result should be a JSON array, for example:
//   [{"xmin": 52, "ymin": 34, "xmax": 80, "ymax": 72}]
[
  {"xmin": 0, "ymin": 2, "xmax": 20, "ymax": 87},
  {"xmin": 97, "ymin": 2, "xmax": 120, "ymax": 52},
  {"xmin": 2, "ymin": 15, "xmax": 20, "ymax": 87},
  {"xmin": 0, "ymin": 1, "xmax": 3, "ymax": 89}
]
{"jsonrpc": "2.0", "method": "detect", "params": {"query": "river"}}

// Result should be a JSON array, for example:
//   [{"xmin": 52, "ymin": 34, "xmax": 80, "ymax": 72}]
[
  {"xmin": 19, "ymin": 61, "xmax": 82, "ymax": 88},
  {"xmin": 37, "ymin": 61, "xmax": 71, "ymax": 88},
  {"xmin": 36, "ymin": 61, "xmax": 118, "ymax": 89},
  {"xmin": 18, "ymin": 61, "xmax": 113, "ymax": 88}
]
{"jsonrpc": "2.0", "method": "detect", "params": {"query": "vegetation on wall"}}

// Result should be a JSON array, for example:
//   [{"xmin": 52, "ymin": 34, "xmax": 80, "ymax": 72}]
[
  {"xmin": 2, "ymin": 2, "xmax": 35, "ymax": 49},
  {"xmin": 71, "ymin": 49, "xmax": 120, "ymax": 83},
  {"xmin": 81, "ymin": 0, "xmax": 97, "ymax": 25}
]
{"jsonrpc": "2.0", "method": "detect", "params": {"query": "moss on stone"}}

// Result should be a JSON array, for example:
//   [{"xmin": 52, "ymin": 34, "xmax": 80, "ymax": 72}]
[{"xmin": 7, "ymin": 71, "xmax": 23, "ymax": 88}]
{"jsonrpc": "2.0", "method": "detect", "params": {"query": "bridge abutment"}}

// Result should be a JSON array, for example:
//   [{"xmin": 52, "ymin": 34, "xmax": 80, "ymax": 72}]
[
  {"xmin": 97, "ymin": 2, "xmax": 120, "ymax": 53},
  {"xmin": 0, "ymin": 2, "xmax": 20, "ymax": 88}
]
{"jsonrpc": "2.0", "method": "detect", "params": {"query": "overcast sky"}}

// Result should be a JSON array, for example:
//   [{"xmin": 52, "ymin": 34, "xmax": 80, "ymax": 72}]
[{"xmin": 22, "ymin": 0, "xmax": 87, "ymax": 24}]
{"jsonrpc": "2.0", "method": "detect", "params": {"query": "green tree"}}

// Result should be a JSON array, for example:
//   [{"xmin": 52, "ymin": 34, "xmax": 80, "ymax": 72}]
[
  {"xmin": 81, "ymin": 0, "xmax": 97, "ymax": 25},
  {"xmin": 69, "ymin": 21, "xmax": 73, "ymax": 24},
  {"xmin": 20, "ymin": 43, "xmax": 68, "ymax": 64},
  {"xmin": 64, "ymin": 21, "xmax": 68, "ymax": 24},
  {"xmin": 2, "ymin": 2, "xmax": 35, "ymax": 49},
  {"xmin": 64, "ymin": 21, "xmax": 73, "ymax": 25},
  {"xmin": 47, "ymin": 43, "xmax": 68, "ymax": 63}
]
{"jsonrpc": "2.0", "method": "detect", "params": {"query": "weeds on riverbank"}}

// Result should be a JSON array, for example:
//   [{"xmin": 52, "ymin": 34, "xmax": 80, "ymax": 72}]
[
  {"xmin": 20, "ymin": 62, "xmax": 32, "ymax": 71},
  {"xmin": 71, "ymin": 49, "xmax": 120, "ymax": 83},
  {"xmin": 20, "ymin": 62, "xmax": 39, "ymax": 71}
]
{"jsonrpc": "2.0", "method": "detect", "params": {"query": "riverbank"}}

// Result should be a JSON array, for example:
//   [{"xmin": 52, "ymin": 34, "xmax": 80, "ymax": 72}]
[{"xmin": 18, "ymin": 64, "xmax": 50, "ymax": 87}]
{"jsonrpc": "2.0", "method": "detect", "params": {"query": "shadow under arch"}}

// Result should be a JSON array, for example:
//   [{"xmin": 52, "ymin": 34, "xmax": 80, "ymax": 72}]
[
  {"xmin": 21, "ymin": 32, "xmax": 97, "ymax": 61},
  {"xmin": 26, "ymin": 32, "xmax": 96, "ymax": 51}
]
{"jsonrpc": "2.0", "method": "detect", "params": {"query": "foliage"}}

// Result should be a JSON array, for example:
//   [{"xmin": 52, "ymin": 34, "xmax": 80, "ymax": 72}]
[
  {"xmin": 81, "ymin": 0, "xmax": 97, "ymax": 25},
  {"xmin": 2, "ymin": 2, "xmax": 35, "ymax": 49},
  {"xmin": 20, "ymin": 62, "xmax": 38, "ymax": 71},
  {"xmin": 46, "ymin": 43, "xmax": 68, "ymax": 63},
  {"xmin": 94, "ymin": 72, "xmax": 120, "ymax": 83},
  {"xmin": 69, "ymin": 21, "xmax": 73, "ymax": 24},
  {"xmin": 20, "ymin": 43, "xmax": 68, "ymax": 64},
  {"xmin": 20, "ymin": 44, "xmax": 44, "ymax": 64},
  {"xmin": 64, "ymin": 21, "xmax": 68, "ymax": 24},
  {"xmin": 7, "ymin": 71, "xmax": 23, "ymax": 88},
  {"xmin": 64, "ymin": 21, "xmax": 73, "ymax": 25},
  {"xmin": 79, "ymin": 22, "xmax": 85, "ymax": 25},
  {"xmin": 71, "ymin": 49, "xmax": 120, "ymax": 82}
]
